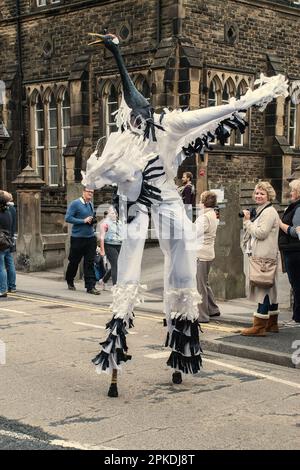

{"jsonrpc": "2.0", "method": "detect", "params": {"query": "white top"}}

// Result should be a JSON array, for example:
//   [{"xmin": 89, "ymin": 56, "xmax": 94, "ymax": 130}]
[{"xmin": 195, "ymin": 208, "xmax": 219, "ymax": 261}]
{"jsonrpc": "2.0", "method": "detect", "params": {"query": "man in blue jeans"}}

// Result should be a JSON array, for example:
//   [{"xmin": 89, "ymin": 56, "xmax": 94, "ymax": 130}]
[
  {"xmin": 0, "ymin": 191, "xmax": 16, "ymax": 297},
  {"xmin": 65, "ymin": 187, "xmax": 100, "ymax": 295}
]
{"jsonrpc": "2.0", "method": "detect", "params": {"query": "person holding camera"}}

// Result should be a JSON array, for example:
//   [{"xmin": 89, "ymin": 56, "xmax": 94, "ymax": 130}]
[
  {"xmin": 0, "ymin": 194, "xmax": 14, "ymax": 298},
  {"xmin": 241, "ymin": 181, "xmax": 280, "ymax": 336},
  {"xmin": 65, "ymin": 187, "xmax": 100, "ymax": 295}
]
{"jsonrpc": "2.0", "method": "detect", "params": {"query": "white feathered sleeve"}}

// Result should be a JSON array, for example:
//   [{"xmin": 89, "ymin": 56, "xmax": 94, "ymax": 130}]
[
  {"xmin": 81, "ymin": 130, "xmax": 155, "ymax": 191},
  {"xmin": 157, "ymin": 74, "xmax": 289, "ymax": 179}
]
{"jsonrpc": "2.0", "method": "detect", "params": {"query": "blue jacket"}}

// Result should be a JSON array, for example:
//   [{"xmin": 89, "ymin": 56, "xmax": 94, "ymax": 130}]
[{"xmin": 65, "ymin": 198, "xmax": 95, "ymax": 238}]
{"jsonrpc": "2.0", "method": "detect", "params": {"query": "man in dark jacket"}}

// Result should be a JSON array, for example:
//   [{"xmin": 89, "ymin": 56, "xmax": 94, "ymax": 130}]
[
  {"xmin": 0, "ymin": 193, "xmax": 15, "ymax": 297},
  {"xmin": 178, "ymin": 172, "xmax": 196, "ymax": 220}
]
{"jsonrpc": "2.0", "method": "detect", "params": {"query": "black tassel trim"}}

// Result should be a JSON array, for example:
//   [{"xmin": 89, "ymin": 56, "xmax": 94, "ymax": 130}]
[
  {"xmin": 91, "ymin": 317, "xmax": 133, "ymax": 370},
  {"xmin": 167, "ymin": 351, "xmax": 202, "ymax": 374},
  {"xmin": 91, "ymin": 349, "xmax": 132, "ymax": 371},
  {"xmin": 165, "ymin": 316, "xmax": 203, "ymax": 374},
  {"xmin": 182, "ymin": 113, "xmax": 248, "ymax": 157}
]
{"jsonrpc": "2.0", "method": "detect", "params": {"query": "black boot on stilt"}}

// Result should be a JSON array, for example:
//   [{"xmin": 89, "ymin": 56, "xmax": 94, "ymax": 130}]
[
  {"xmin": 108, "ymin": 383, "xmax": 118, "ymax": 397},
  {"xmin": 172, "ymin": 371, "xmax": 182, "ymax": 384}
]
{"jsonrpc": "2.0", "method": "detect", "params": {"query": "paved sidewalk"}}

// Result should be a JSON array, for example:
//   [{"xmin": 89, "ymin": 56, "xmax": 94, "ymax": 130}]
[{"xmin": 4, "ymin": 246, "xmax": 300, "ymax": 369}]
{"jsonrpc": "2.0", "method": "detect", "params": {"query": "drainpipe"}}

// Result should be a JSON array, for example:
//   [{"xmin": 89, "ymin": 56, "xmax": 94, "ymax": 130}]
[
  {"xmin": 16, "ymin": 0, "xmax": 26, "ymax": 169},
  {"xmin": 156, "ymin": 0, "xmax": 161, "ymax": 46}
]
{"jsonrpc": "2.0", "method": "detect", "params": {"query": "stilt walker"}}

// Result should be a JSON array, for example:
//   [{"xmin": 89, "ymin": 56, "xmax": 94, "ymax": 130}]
[{"xmin": 83, "ymin": 32, "xmax": 289, "ymax": 397}]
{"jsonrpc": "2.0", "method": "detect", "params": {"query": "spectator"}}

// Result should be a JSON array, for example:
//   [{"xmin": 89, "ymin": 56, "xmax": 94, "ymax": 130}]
[
  {"xmin": 278, "ymin": 178, "xmax": 300, "ymax": 325},
  {"xmin": 241, "ymin": 181, "xmax": 280, "ymax": 336},
  {"xmin": 3, "ymin": 191, "xmax": 17, "ymax": 293},
  {"xmin": 65, "ymin": 187, "xmax": 100, "ymax": 295},
  {"xmin": 99, "ymin": 206, "xmax": 122, "ymax": 287},
  {"xmin": 178, "ymin": 172, "xmax": 195, "ymax": 220},
  {"xmin": 195, "ymin": 190, "xmax": 220, "ymax": 323},
  {"xmin": 0, "ymin": 194, "xmax": 14, "ymax": 298},
  {"xmin": 94, "ymin": 246, "xmax": 106, "ymax": 284}
]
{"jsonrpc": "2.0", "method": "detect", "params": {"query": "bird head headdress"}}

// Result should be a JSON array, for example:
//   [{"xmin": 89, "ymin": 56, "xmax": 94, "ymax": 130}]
[{"xmin": 88, "ymin": 31, "xmax": 163, "ymax": 140}]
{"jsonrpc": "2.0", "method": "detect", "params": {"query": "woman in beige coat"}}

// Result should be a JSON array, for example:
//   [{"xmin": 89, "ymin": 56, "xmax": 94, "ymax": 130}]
[
  {"xmin": 241, "ymin": 181, "xmax": 280, "ymax": 336},
  {"xmin": 196, "ymin": 191, "xmax": 220, "ymax": 323}
]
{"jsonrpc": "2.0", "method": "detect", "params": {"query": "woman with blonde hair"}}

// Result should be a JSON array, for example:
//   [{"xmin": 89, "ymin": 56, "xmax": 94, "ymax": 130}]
[
  {"xmin": 278, "ymin": 178, "xmax": 300, "ymax": 325},
  {"xmin": 241, "ymin": 181, "xmax": 280, "ymax": 336}
]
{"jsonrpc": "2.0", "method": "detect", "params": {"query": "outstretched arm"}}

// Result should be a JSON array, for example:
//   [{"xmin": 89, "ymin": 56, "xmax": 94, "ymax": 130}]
[{"xmin": 163, "ymin": 74, "xmax": 288, "ymax": 138}]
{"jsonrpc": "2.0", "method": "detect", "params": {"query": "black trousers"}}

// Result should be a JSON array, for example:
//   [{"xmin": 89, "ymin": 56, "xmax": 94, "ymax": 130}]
[
  {"xmin": 66, "ymin": 236, "xmax": 97, "ymax": 290},
  {"xmin": 284, "ymin": 251, "xmax": 300, "ymax": 322},
  {"xmin": 103, "ymin": 243, "xmax": 121, "ymax": 285}
]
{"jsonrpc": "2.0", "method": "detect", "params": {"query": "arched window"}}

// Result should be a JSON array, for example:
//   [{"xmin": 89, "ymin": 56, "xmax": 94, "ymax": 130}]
[
  {"xmin": 206, "ymin": 72, "xmax": 252, "ymax": 148},
  {"xmin": 31, "ymin": 85, "xmax": 70, "ymax": 186},
  {"xmin": 222, "ymin": 82, "xmax": 231, "ymax": 145},
  {"xmin": 106, "ymin": 84, "xmax": 118, "ymax": 136},
  {"xmin": 35, "ymin": 94, "xmax": 45, "ymax": 180},
  {"xmin": 208, "ymin": 81, "xmax": 217, "ymax": 107},
  {"xmin": 222, "ymin": 82, "xmax": 230, "ymax": 105},
  {"xmin": 235, "ymin": 83, "xmax": 244, "ymax": 146},
  {"xmin": 142, "ymin": 80, "xmax": 150, "ymax": 101},
  {"xmin": 61, "ymin": 90, "xmax": 70, "ymax": 185},
  {"xmin": 48, "ymin": 93, "xmax": 58, "ymax": 185}
]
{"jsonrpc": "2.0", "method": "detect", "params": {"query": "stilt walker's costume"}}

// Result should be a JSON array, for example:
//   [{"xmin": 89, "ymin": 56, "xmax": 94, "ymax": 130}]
[{"xmin": 83, "ymin": 33, "xmax": 288, "ymax": 396}]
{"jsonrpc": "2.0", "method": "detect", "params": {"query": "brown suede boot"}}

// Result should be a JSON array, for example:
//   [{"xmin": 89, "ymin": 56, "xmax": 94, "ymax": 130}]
[
  {"xmin": 241, "ymin": 315, "xmax": 268, "ymax": 336},
  {"xmin": 266, "ymin": 313, "xmax": 279, "ymax": 333}
]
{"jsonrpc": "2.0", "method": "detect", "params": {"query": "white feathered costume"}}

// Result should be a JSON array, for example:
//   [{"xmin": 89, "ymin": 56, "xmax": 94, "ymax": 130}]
[{"xmin": 84, "ymin": 34, "xmax": 289, "ymax": 377}]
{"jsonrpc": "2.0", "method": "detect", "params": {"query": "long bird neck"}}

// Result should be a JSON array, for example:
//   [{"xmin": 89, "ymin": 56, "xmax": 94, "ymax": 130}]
[{"xmin": 110, "ymin": 46, "xmax": 136, "ymax": 103}]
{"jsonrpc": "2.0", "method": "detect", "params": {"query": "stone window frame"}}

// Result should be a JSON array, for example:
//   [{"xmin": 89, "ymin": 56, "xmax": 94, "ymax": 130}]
[
  {"xmin": 28, "ymin": 83, "xmax": 70, "ymax": 187},
  {"xmin": 206, "ymin": 70, "xmax": 253, "ymax": 147},
  {"xmin": 99, "ymin": 74, "xmax": 151, "ymax": 141},
  {"xmin": 35, "ymin": 0, "xmax": 61, "ymax": 7},
  {"xmin": 287, "ymin": 83, "xmax": 300, "ymax": 149},
  {"xmin": 134, "ymin": 74, "xmax": 151, "ymax": 102}
]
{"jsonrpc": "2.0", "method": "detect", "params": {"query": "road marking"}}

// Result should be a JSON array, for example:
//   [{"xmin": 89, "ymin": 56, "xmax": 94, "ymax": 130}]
[
  {"xmin": 8, "ymin": 294, "xmax": 163, "ymax": 323},
  {"xmin": 144, "ymin": 354, "xmax": 300, "ymax": 389},
  {"xmin": 74, "ymin": 322, "xmax": 105, "ymax": 329},
  {"xmin": 0, "ymin": 308, "xmax": 27, "ymax": 314},
  {"xmin": 10, "ymin": 293, "xmax": 110, "ymax": 313},
  {"xmin": 202, "ymin": 324, "xmax": 239, "ymax": 333},
  {"xmin": 8, "ymin": 293, "xmax": 240, "ymax": 333},
  {"xmin": 145, "ymin": 351, "xmax": 169, "ymax": 359},
  {"xmin": 204, "ymin": 358, "xmax": 300, "ymax": 390},
  {"xmin": 0, "ymin": 429, "xmax": 117, "ymax": 450},
  {"xmin": 73, "ymin": 321, "xmax": 138, "ymax": 335}
]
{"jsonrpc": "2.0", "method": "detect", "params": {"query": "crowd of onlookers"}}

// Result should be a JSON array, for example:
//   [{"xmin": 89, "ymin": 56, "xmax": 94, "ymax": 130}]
[
  {"xmin": 62, "ymin": 173, "xmax": 300, "ymax": 335},
  {"xmin": 193, "ymin": 177, "xmax": 300, "ymax": 336},
  {"xmin": 2, "ymin": 175, "xmax": 300, "ymax": 335}
]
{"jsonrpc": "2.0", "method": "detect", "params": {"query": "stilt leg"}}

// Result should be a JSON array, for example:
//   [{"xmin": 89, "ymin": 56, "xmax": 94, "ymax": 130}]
[{"xmin": 108, "ymin": 369, "xmax": 118, "ymax": 397}]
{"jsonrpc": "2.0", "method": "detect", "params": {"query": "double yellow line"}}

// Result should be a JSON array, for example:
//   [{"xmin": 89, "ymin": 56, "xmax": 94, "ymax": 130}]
[{"xmin": 10, "ymin": 293, "xmax": 238, "ymax": 332}]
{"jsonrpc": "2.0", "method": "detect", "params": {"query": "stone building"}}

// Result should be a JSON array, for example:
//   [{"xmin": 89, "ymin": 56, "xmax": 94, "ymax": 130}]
[{"xmin": 1, "ymin": 0, "xmax": 300, "ymax": 292}]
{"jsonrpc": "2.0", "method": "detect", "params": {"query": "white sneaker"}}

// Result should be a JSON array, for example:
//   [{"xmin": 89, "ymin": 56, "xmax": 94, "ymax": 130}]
[
  {"xmin": 99, "ymin": 280, "xmax": 107, "ymax": 291},
  {"xmin": 283, "ymin": 319, "xmax": 300, "ymax": 327}
]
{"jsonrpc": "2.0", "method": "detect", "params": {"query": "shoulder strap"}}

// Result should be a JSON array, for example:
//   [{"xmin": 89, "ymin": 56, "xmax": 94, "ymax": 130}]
[{"xmin": 252, "ymin": 203, "xmax": 273, "ymax": 222}]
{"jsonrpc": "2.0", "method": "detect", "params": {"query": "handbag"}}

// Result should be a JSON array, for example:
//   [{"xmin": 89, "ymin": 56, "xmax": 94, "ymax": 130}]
[
  {"xmin": 0, "ymin": 230, "xmax": 13, "ymax": 251},
  {"xmin": 249, "ymin": 256, "xmax": 277, "ymax": 288}
]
